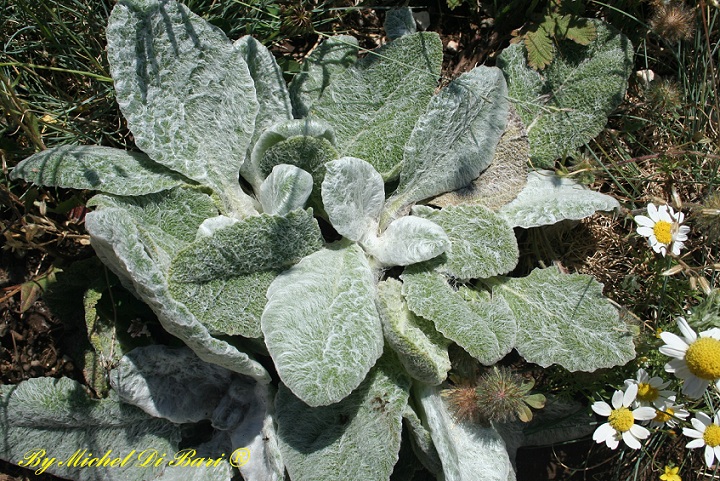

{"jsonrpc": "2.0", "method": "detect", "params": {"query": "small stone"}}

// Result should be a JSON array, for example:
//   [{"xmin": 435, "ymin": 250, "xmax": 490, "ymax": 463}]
[
  {"xmin": 446, "ymin": 40, "xmax": 459, "ymax": 53},
  {"xmin": 412, "ymin": 11, "xmax": 430, "ymax": 31}
]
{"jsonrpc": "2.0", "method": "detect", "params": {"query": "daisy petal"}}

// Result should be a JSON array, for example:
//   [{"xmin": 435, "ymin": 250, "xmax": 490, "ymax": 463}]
[
  {"xmin": 686, "ymin": 438, "xmax": 705, "ymax": 448},
  {"xmin": 593, "ymin": 423, "xmax": 615, "ymax": 443},
  {"xmin": 659, "ymin": 332, "xmax": 689, "ymax": 356},
  {"xmin": 636, "ymin": 226, "xmax": 654, "ymax": 237},
  {"xmin": 611, "ymin": 389, "xmax": 624, "ymax": 409},
  {"xmin": 622, "ymin": 431, "xmax": 642, "ymax": 449},
  {"xmin": 705, "ymin": 445, "xmax": 716, "ymax": 468},
  {"xmin": 629, "ymin": 424, "xmax": 650, "ymax": 440},
  {"xmin": 591, "ymin": 401, "xmax": 612, "ymax": 416},
  {"xmin": 647, "ymin": 203, "xmax": 659, "ymax": 221},
  {"xmin": 683, "ymin": 376, "xmax": 710, "ymax": 399},
  {"xmin": 633, "ymin": 407, "xmax": 658, "ymax": 421},
  {"xmin": 623, "ymin": 384, "xmax": 638, "ymax": 407},
  {"xmin": 677, "ymin": 317, "xmax": 697, "ymax": 343},
  {"xmin": 634, "ymin": 215, "xmax": 654, "ymax": 227}
]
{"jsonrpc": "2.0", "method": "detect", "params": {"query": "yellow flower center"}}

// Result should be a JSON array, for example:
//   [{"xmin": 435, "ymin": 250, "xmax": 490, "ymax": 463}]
[
  {"xmin": 637, "ymin": 382, "xmax": 659, "ymax": 402},
  {"xmin": 608, "ymin": 407, "xmax": 634, "ymax": 432},
  {"xmin": 685, "ymin": 337, "xmax": 720, "ymax": 380},
  {"xmin": 653, "ymin": 220, "xmax": 673, "ymax": 245},
  {"xmin": 703, "ymin": 424, "xmax": 720, "ymax": 448},
  {"xmin": 654, "ymin": 407, "xmax": 674, "ymax": 424}
]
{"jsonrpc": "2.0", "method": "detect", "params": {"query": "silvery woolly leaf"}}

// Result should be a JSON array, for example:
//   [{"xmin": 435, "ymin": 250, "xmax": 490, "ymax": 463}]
[
  {"xmin": 275, "ymin": 353, "xmax": 410, "ymax": 481},
  {"xmin": 402, "ymin": 266, "xmax": 516, "ymax": 366},
  {"xmin": 377, "ymin": 278, "xmax": 451, "ymax": 385},
  {"xmin": 384, "ymin": 7, "xmax": 417, "ymax": 40},
  {"xmin": 234, "ymin": 35, "xmax": 293, "ymax": 147},
  {"xmin": 288, "ymin": 35, "xmax": 359, "ymax": 118},
  {"xmin": 493, "ymin": 266, "xmax": 635, "ymax": 371},
  {"xmin": 111, "ymin": 345, "xmax": 284, "ymax": 481},
  {"xmin": 499, "ymin": 170, "xmax": 620, "ymax": 228},
  {"xmin": 363, "ymin": 216, "xmax": 450, "ymax": 267},
  {"xmin": 168, "ymin": 209, "xmax": 323, "ymax": 338},
  {"xmin": 310, "ymin": 32, "xmax": 443, "ymax": 179},
  {"xmin": 196, "ymin": 215, "xmax": 240, "ymax": 240},
  {"xmin": 415, "ymin": 383, "xmax": 513, "ymax": 481},
  {"xmin": 412, "ymin": 204, "xmax": 518, "ymax": 280},
  {"xmin": 85, "ymin": 200, "xmax": 270, "ymax": 382},
  {"xmin": 107, "ymin": 0, "xmax": 258, "ymax": 215},
  {"xmin": 497, "ymin": 20, "xmax": 633, "ymax": 167},
  {"xmin": 87, "ymin": 187, "xmax": 220, "ymax": 272},
  {"xmin": 261, "ymin": 242, "xmax": 384, "ymax": 406},
  {"xmin": 110, "ymin": 345, "xmax": 235, "ymax": 424},
  {"xmin": 401, "ymin": 404, "xmax": 443, "ymax": 476},
  {"xmin": 322, "ymin": 157, "xmax": 385, "ymax": 242},
  {"xmin": 495, "ymin": 395, "xmax": 594, "ymax": 465},
  {"xmin": 259, "ymin": 164, "xmax": 313, "ymax": 216},
  {"xmin": 0, "ymin": 377, "xmax": 232, "ymax": 481},
  {"xmin": 169, "ymin": 210, "xmax": 323, "ymax": 283},
  {"xmin": 248, "ymin": 118, "xmax": 336, "ymax": 190},
  {"xmin": 430, "ymin": 107, "xmax": 529, "ymax": 211},
  {"xmin": 385, "ymin": 66, "xmax": 509, "ymax": 222},
  {"xmin": 10, "ymin": 146, "xmax": 188, "ymax": 195}
]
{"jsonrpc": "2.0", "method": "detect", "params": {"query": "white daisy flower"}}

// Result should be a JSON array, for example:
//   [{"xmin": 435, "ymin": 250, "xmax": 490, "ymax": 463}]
[
  {"xmin": 684, "ymin": 411, "xmax": 720, "ymax": 468},
  {"xmin": 647, "ymin": 396, "xmax": 689, "ymax": 429},
  {"xmin": 591, "ymin": 384, "xmax": 657, "ymax": 449},
  {"xmin": 659, "ymin": 317, "xmax": 720, "ymax": 398},
  {"xmin": 634, "ymin": 203, "xmax": 690, "ymax": 256},
  {"xmin": 623, "ymin": 368, "xmax": 673, "ymax": 407}
]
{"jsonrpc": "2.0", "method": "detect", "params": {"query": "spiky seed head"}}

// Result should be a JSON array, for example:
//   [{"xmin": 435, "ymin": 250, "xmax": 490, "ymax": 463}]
[{"xmin": 650, "ymin": 3, "xmax": 695, "ymax": 42}]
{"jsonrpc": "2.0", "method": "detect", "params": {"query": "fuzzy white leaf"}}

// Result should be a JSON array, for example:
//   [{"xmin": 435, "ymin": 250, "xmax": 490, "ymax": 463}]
[
  {"xmin": 261, "ymin": 243, "xmax": 384, "ymax": 406},
  {"xmin": 322, "ymin": 157, "xmax": 385, "ymax": 242},
  {"xmin": 385, "ymin": 66, "xmax": 509, "ymax": 220},
  {"xmin": 377, "ymin": 279, "xmax": 451, "ymax": 385},
  {"xmin": 363, "ymin": 216, "xmax": 449, "ymax": 267},
  {"xmin": 275, "ymin": 354, "xmax": 409, "ymax": 481},
  {"xmin": 402, "ymin": 267, "xmax": 516, "ymax": 365},
  {"xmin": 10, "ymin": 145, "xmax": 187, "ymax": 195},
  {"xmin": 415, "ymin": 384, "xmax": 513, "ymax": 481},
  {"xmin": 259, "ymin": 164, "xmax": 313, "ymax": 215},
  {"xmin": 499, "ymin": 170, "xmax": 620, "ymax": 228},
  {"xmin": 106, "ymin": 0, "xmax": 258, "ymax": 215},
  {"xmin": 493, "ymin": 266, "xmax": 635, "ymax": 371}
]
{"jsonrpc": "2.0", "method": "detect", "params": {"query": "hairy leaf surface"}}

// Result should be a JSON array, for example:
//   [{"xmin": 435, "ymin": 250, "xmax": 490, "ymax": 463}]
[
  {"xmin": 262, "ymin": 243, "xmax": 384, "ymax": 406},
  {"xmin": 387, "ymin": 66, "xmax": 509, "ymax": 219},
  {"xmin": 402, "ymin": 266, "xmax": 516, "ymax": 365},
  {"xmin": 497, "ymin": 20, "xmax": 633, "ymax": 166},
  {"xmin": 430, "ymin": 108, "xmax": 528, "ymax": 211},
  {"xmin": 85, "ymin": 200, "xmax": 270, "ymax": 382},
  {"xmin": 107, "ymin": 0, "xmax": 258, "ymax": 214},
  {"xmin": 415, "ymin": 384, "xmax": 512, "ymax": 481},
  {"xmin": 377, "ymin": 278, "xmax": 451, "ymax": 385},
  {"xmin": 493, "ymin": 266, "xmax": 635, "ymax": 371},
  {"xmin": 168, "ymin": 210, "xmax": 323, "ymax": 338},
  {"xmin": 259, "ymin": 164, "xmax": 314, "ymax": 216},
  {"xmin": 275, "ymin": 354, "xmax": 409, "ymax": 481},
  {"xmin": 10, "ymin": 146, "xmax": 188, "ymax": 195},
  {"xmin": 310, "ymin": 32, "xmax": 443, "ymax": 179},
  {"xmin": 364, "ymin": 216, "xmax": 450, "ymax": 267},
  {"xmin": 322, "ymin": 157, "xmax": 385, "ymax": 242},
  {"xmin": 288, "ymin": 35, "xmax": 359, "ymax": 118},
  {"xmin": 499, "ymin": 170, "xmax": 620, "ymax": 228},
  {"xmin": 412, "ymin": 205, "xmax": 518, "ymax": 280}
]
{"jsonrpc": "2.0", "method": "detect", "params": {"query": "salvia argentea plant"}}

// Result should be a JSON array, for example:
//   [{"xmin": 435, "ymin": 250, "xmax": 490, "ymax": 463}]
[{"xmin": 2, "ymin": 2, "xmax": 636, "ymax": 480}]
